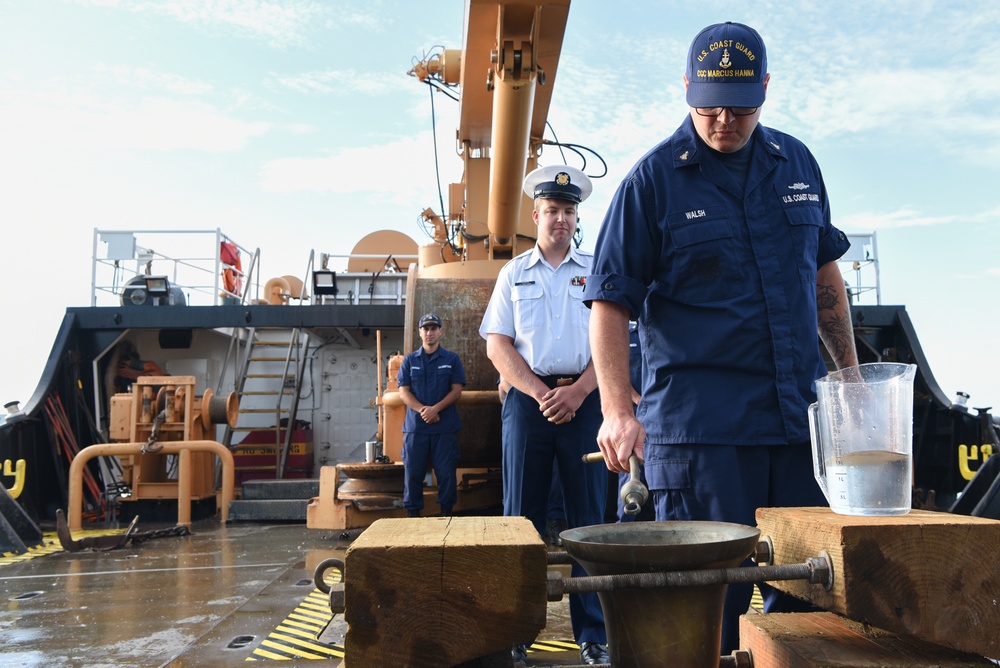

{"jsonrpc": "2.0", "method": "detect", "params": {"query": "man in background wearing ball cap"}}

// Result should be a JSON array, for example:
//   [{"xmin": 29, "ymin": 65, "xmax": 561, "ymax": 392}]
[
  {"xmin": 397, "ymin": 312, "xmax": 466, "ymax": 518},
  {"xmin": 584, "ymin": 22, "xmax": 858, "ymax": 654}
]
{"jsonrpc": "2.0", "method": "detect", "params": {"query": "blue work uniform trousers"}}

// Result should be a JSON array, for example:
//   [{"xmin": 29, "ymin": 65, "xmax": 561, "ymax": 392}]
[
  {"xmin": 502, "ymin": 386, "xmax": 607, "ymax": 644},
  {"xmin": 644, "ymin": 442, "xmax": 826, "ymax": 654},
  {"xmin": 402, "ymin": 431, "xmax": 460, "ymax": 513}
]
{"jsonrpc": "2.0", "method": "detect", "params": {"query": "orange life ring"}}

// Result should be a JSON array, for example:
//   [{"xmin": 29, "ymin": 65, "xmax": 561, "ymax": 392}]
[
  {"xmin": 223, "ymin": 267, "xmax": 243, "ymax": 296},
  {"xmin": 220, "ymin": 240, "xmax": 243, "ymax": 297}
]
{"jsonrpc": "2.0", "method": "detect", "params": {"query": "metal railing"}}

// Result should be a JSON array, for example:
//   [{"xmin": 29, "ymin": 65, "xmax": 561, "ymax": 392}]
[
  {"xmin": 91, "ymin": 228, "xmax": 259, "ymax": 307},
  {"xmin": 309, "ymin": 252, "xmax": 416, "ymax": 306},
  {"xmin": 839, "ymin": 231, "xmax": 881, "ymax": 305},
  {"xmin": 91, "ymin": 230, "xmax": 415, "ymax": 308}
]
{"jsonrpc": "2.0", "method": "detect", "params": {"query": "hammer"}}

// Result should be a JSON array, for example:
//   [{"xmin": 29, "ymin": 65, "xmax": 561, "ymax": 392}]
[{"xmin": 582, "ymin": 451, "xmax": 649, "ymax": 516}]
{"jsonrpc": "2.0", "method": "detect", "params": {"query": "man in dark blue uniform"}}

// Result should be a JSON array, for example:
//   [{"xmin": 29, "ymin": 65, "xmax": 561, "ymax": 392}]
[
  {"xmin": 480, "ymin": 165, "xmax": 609, "ymax": 666},
  {"xmin": 397, "ymin": 312, "xmax": 466, "ymax": 517},
  {"xmin": 584, "ymin": 22, "xmax": 859, "ymax": 654}
]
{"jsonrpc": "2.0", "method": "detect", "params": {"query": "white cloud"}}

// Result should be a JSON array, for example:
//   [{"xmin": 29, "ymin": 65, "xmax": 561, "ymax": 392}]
[
  {"xmin": 103, "ymin": 0, "xmax": 325, "ymax": 47},
  {"xmin": 95, "ymin": 64, "xmax": 214, "ymax": 96},
  {"xmin": 837, "ymin": 208, "xmax": 958, "ymax": 231},
  {"xmin": 70, "ymin": 0, "xmax": 388, "ymax": 48},
  {"xmin": 270, "ymin": 69, "xmax": 402, "ymax": 96},
  {"xmin": 258, "ymin": 130, "xmax": 460, "ymax": 206},
  {"xmin": 0, "ymin": 90, "xmax": 268, "ymax": 152},
  {"xmin": 756, "ymin": 6, "xmax": 1000, "ymax": 158},
  {"xmin": 838, "ymin": 203, "xmax": 1000, "ymax": 236}
]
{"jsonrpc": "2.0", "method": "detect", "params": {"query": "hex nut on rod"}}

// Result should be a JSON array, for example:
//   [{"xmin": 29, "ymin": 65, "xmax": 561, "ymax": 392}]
[
  {"xmin": 720, "ymin": 649, "xmax": 753, "ymax": 668},
  {"xmin": 809, "ymin": 550, "xmax": 834, "ymax": 590},
  {"xmin": 754, "ymin": 535, "xmax": 773, "ymax": 566}
]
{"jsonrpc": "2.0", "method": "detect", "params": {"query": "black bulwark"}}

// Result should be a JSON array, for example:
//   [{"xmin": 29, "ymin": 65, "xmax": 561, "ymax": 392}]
[{"xmin": 68, "ymin": 304, "xmax": 405, "ymax": 331}]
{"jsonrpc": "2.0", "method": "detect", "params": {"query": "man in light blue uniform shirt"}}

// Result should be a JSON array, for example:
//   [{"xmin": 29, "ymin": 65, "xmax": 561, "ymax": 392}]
[
  {"xmin": 480, "ymin": 164, "xmax": 608, "ymax": 666},
  {"xmin": 584, "ymin": 22, "xmax": 859, "ymax": 655}
]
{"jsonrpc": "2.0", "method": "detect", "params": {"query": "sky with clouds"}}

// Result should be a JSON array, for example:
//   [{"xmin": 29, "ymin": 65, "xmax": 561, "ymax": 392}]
[{"xmin": 0, "ymin": 0, "xmax": 997, "ymax": 415}]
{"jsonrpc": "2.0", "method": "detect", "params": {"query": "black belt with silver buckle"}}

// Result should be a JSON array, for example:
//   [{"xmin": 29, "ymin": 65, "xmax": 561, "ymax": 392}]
[{"xmin": 539, "ymin": 374, "xmax": 580, "ymax": 389}]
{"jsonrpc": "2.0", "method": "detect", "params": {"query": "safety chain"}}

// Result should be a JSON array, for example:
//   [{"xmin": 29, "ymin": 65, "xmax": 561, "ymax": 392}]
[
  {"xmin": 55, "ymin": 509, "xmax": 192, "ymax": 552},
  {"xmin": 129, "ymin": 524, "xmax": 192, "ymax": 544}
]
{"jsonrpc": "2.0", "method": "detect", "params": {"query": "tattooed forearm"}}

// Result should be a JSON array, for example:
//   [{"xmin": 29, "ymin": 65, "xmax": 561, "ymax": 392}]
[
  {"xmin": 819, "ymin": 312, "xmax": 856, "ymax": 368},
  {"xmin": 816, "ymin": 284, "xmax": 840, "ymax": 313},
  {"xmin": 815, "ymin": 268, "xmax": 859, "ymax": 369}
]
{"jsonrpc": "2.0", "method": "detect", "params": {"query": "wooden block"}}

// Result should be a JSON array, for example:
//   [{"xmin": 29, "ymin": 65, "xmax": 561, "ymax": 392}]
[
  {"xmin": 343, "ymin": 516, "xmax": 547, "ymax": 667},
  {"xmin": 109, "ymin": 394, "xmax": 132, "ymax": 441},
  {"xmin": 755, "ymin": 507, "xmax": 1000, "ymax": 659},
  {"xmin": 306, "ymin": 466, "xmax": 340, "ymax": 529},
  {"xmin": 741, "ymin": 612, "xmax": 993, "ymax": 667}
]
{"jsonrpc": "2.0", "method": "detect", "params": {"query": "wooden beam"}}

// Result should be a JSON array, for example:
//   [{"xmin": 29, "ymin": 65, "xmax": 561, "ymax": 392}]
[
  {"xmin": 755, "ymin": 507, "xmax": 1000, "ymax": 659},
  {"xmin": 740, "ymin": 612, "xmax": 994, "ymax": 667},
  {"xmin": 343, "ymin": 516, "xmax": 547, "ymax": 667}
]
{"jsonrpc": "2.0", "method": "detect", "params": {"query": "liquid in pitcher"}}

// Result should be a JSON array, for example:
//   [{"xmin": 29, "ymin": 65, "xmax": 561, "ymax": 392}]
[{"xmin": 825, "ymin": 450, "xmax": 912, "ymax": 516}]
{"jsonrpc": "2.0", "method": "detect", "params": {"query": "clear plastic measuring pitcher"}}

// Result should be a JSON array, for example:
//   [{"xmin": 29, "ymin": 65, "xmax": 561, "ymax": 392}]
[{"xmin": 809, "ymin": 362, "xmax": 917, "ymax": 516}]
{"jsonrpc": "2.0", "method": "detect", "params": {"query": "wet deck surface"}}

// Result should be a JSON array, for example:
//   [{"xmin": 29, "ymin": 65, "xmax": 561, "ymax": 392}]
[{"xmin": 1, "ymin": 519, "xmax": 580, "ymax": 667}]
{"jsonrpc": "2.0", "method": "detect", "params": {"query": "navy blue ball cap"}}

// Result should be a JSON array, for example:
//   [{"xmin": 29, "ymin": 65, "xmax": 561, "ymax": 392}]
[
  {"xmin": 685, "ymin": 22, "xmax": 767, "ymax": 108},
  {"xmin": 522, "ymin": 164, "xmax": 592, "ymax": 204},
  {"xmin": 418, "ymin": 313, "xmax": 442, "ymax": 328}
]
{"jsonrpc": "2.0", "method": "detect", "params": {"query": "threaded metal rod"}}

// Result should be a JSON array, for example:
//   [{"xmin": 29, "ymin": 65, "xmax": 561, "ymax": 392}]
[{"xmin": 549, "ymin": 556, "xmax": 830, "ymax": 600}]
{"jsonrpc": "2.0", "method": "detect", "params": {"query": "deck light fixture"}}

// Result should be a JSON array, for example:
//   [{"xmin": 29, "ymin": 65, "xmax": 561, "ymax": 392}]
[{"xmin": 312, "ymin": 270, "xmax": 338, "ymax": 297}]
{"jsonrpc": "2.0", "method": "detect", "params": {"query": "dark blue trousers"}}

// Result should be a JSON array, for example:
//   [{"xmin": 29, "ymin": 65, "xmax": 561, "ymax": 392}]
[
  {"xmin": 502, "ymin": 387, "xmax": 607, "ymax": 644},
  {"xmin": 643, "ymin": 442, "xmax": 826, "ymax": 654},
  {"xmin": 402, "ymin": 431, "xmax": 459, "ymax": 513}
]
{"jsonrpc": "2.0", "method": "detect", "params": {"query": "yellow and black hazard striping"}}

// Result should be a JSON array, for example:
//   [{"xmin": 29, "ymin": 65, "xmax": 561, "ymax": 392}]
[
  {"xmin": 526, "ymin": 638, "xmax": 579, "ymax": 655},
  {"xmin": 0, "ymin": 528, "xmax": 123, "ymax": 567},
  {"xmin": 245, "ymin": 567, "xmax": 582, "ymax": 662},
  {"xmin": 0, "ymin": 534, "xmax": 62, "ymax": 565},
  {"xmin": 247, "ymin": 568, "xmax": 346, "ymax": 661},
  {"xmin": 751, "ymin": 585, "xmax": 764, "ymax": 610}
]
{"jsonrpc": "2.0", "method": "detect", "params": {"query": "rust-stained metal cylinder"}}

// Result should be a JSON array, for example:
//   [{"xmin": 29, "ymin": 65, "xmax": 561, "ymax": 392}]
[
  {"xmin": 487, "ymin": 71, "xmax": 535, "ymax": 244},
  {"xmin": 560, "ymin": 522, "xmax": 760, "ymax": 668},
  {"xmin": 405, "ymin": 276, "xmax": 503, "ymax": 467}
]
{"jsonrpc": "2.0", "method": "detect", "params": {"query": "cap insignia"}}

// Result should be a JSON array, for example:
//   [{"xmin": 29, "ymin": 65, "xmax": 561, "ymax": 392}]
[
  {"xmin": 555, "ymin": 172, "xmax": 571, "ymax": 186},
  {"xmin": 719, "ymin": 48, "xmax": 732, "ymax": 69}
]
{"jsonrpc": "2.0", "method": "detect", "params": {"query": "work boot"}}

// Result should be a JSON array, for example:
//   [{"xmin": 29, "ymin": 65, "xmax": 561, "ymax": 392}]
[
  {"xmin": 545, "ymin": 518, "xmax": 565, "ymax": 546},
  {"xmin": 580, "ymin": 641, "xmax": 609, "ymax": 665},
  {"xmin": 511, "ymin": 644, "xmax": 528, "ymax": 667},
  {"xmin": 407, "ymin": 508, "xmax": 420, "ymax": 518}
]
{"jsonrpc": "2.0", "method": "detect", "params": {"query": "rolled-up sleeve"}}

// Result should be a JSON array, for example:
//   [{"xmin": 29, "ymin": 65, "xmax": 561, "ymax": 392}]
[
  {"xmin": 817, "ymin": 223, "xmax": 851, "ymax": 267},
  {"xmin": 583, "ymin": 175, "xmax": 657, "ymax": 318},
  {"xmin": 583, "ymin": 272, "xmax": 647, "ymax": 320}
]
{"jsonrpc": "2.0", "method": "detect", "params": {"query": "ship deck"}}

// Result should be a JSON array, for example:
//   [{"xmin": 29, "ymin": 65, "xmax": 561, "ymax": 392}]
[{"xmin": 1, "ymin": 518, "xmax": 581, "ymax": 667}]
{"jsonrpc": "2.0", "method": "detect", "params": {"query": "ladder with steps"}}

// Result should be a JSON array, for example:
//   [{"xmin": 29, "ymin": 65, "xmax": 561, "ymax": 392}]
[{"xmin": 223, "ymin": 326, "xmax": 309, "ymax": 480}]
